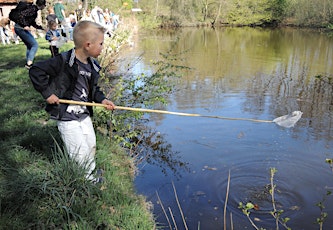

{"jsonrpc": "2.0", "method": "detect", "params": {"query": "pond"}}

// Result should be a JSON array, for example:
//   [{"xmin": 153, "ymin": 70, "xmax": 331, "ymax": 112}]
[{"xmin": 115, "ymin": 27, "xmax": 333, "ymax": 229}]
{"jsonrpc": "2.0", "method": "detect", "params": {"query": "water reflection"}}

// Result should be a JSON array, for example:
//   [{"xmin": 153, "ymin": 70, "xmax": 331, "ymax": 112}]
[
  {"xmin": 117, "ymin": 27, "xmax": 333, "ymax": 229},
  {"xmin": 134, "ymin": 127, "xmax": 190, "ymax": 178}
]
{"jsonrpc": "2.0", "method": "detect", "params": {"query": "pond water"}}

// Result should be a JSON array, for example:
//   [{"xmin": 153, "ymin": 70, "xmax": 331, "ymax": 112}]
[{"xmin": 116, "ymin": 27, "xmax": 333, "ymax": 229}]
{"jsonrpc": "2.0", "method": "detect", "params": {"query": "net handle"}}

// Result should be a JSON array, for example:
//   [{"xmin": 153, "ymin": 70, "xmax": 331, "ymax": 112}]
[{"xmin": 58, "ymin": 99, "xmax": 302, "ymax": 127}]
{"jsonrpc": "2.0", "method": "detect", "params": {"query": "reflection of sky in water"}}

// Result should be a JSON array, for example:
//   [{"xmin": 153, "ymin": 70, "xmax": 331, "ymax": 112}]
[
  {"xmin": 130, "ymin": 28, "xmax": 333, "ymax": 229},
  {"xmin": 132, "ymin": 60, "xmax": 152, "ymax": 76}
]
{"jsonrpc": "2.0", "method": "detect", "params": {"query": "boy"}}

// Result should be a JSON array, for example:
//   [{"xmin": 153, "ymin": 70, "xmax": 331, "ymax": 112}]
[
  {"xmin": 29, "ymin": 20, "xmax": 115, "ymax": 182},
  {"xmin": 45, "ymin": 20, "xmax": 61, "ymax": 57}
]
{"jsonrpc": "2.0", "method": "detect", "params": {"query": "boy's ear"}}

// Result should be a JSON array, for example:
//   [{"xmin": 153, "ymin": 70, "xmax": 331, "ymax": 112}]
[{"xmin": 83, "ymin": 41, "xmax": 91, "ymax": 49}]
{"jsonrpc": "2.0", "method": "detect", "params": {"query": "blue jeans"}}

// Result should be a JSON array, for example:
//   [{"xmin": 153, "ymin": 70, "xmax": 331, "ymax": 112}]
[{"xmin": 14, "ymin": 25, "xmax": 38, "ymax": 63}]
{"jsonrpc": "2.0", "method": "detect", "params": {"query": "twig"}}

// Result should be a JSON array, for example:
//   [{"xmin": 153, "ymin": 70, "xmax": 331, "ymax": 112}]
[
  {"xmin": 224, "ymin": 170, "xmax": 231, "ymax": 230},
  {"xmin": 168, "ymin": 207, "xmax": 178, "ymax": 230},
  {"xmin": 246, "ymin": 214, "xmax": 260, "ymax": 230},
  {"xmin": 172, "ymin": 181, "xmax": 188, "ymax": 230},
  {"xmin": 270, "ymin": 168, "xmax": 279, "ymax": 230},
  {"xmin": 156, "ymin": 191, "xmax": 173, "ymax": 230}
]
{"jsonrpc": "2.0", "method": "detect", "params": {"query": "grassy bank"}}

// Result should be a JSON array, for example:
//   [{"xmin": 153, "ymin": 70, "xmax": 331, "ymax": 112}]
[{"xmin": 0, "ymin": 39, "xmax": 155, "ymax": 229}]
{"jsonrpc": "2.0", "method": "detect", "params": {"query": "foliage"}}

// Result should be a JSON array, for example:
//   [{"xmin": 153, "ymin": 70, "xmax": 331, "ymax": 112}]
[
  {"xmin": 99, "ymin": 30, "xmax": 131, "ymax": 74},
  {"xmin": 239, "ymin": 168, "xmax": 291, "ymax": 230},
  {"xmin": 238, "ymin": 154, "xmax": 333, "ymax": 229},
  {"xmin": 225, "ymin": 0, "xmax": 273, "ymax": 26},
  {"xmin": 0, "ymin": 135, "xmax": 154, "ymax": 229},
  {"xmin": 72, "ymin": 0, "xmax": 333, "ymax": 28},
  {"xmin": 91, "ymin": 34, "xmax": 192, "ymax": 178},
  {"xmin": 316, "ymin": 190, "xmax": 332, "ymax": 230},
  {"xmin": 49, "ymin": 0, "xmax": 332, "ymax": 28},
  {"xmin": 315, "ymin": 158, "xmax": 333, "ymax": 229},
  {"xmin": 46, "ymin": 0, "xmax": 331, "ymax": 28},
  {"xmin": 284, "ymin": 0, "xmax": 333, "ymax": 27},
  {"xmin": 95, "ymin": 43, "xmax": 191, "ymax": 150},
  {"xmin": 270, "ymin": 0, "xmax": 288, "ymax": 22}
]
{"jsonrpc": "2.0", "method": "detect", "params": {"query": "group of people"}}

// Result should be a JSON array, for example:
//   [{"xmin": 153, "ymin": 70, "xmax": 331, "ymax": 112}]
[
  {"xmin": 3, "ymin": 0, "xmax": 121, "ymax": 65},
  {"xmin": 84, "ymin": 5, "xmax": 120, "ymax": 33},
  {"xmin": 43, "ymin": 2, "xmax": 120, "ymax": 57},
  {"xmin": 5, "ymin": 0, "xmax": 119, "ymax": 183}
]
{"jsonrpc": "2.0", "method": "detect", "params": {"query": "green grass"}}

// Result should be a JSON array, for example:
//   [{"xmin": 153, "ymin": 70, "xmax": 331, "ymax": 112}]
[{"xmin": 0, "ymin": 39, "xmax": 155, "ymax": 229}]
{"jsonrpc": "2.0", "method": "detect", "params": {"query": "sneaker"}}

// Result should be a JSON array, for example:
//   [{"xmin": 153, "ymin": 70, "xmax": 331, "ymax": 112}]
[
  {"xmin": 96, "ymin": 169, "xmax": 104, "ymax": 176},
  {"xmin": 94, "ymin": 169, "xmax": 105, "ymax": 184},
  {"xmin": 95, "ymin": 176, "xmax": 105, "ymax": 183},
  {"xmin": 25, "ymin": 63, "xmax": 33, "ymax": 69}
]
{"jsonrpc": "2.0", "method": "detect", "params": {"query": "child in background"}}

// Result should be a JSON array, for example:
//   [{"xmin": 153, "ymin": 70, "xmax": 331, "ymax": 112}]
[
  {"xmin": 29, "ymin": 21, "xmax": 115, "ymax": 183},
  {"xmin": 45, "ymin": 20, "xmax": 61, "ymax": 57}
]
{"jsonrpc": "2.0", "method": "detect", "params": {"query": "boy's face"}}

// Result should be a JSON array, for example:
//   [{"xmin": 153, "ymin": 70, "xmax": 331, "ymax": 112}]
[{"xmin": 86, "ymin": 31, "xmax": 104, "ymax": 58}]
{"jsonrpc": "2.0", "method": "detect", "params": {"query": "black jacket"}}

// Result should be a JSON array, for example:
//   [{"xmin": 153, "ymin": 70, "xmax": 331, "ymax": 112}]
[
  {"xmin": 29, "ymin": 49, "xmax": 106, "ymax": 119},
  {"xmin": 13, "ymin": 2, "xmax": 43, "ymax": 30}
]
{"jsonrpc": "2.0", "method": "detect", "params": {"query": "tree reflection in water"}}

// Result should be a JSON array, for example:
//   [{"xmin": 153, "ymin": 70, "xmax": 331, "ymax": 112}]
[{"xmin": 128, "ymin": 126, "xmax": 190, "ymax": 178}]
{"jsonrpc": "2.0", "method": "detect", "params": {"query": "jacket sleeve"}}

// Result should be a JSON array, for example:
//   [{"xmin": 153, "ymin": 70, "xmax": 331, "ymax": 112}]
[
  {"xmin": 93, "ymin": 85, "xmax": 106, "ymax": 103},
  {"xmin": 28, "ymin": 6, "xmax": 43, "ymax": 30},
  {"xmin": 45, "ymin": 30, "xmax": 52, "ymax": 41},
  {"xmin": 29, "ymin": 55, "xmax": 64, "ymax": 99},
  {"xmin": 90, "ymin": 60, "xmax": 106, "ymax": 103}
]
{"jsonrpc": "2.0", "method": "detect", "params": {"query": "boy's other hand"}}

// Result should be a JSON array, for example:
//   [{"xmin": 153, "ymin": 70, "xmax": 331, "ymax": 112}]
[{"xmin": 102, "ymin": 99, "xmax": 115, "ymax": 110}]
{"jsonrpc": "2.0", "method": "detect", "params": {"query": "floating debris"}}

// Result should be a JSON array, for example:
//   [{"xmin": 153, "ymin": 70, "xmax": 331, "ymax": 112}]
[
  {"xmin": 237, "ymin": 131, "xmax": 245, "ymax": 139},
  {"xmin": 254, "ymin": 217, "xmax": 262, "ymax": 222},
  {"xmin": 289, "ymin": 205, "xmax": 300, "ymax": 211},
  {"xmin": 203, "ymin": 165, "xmax": 218, "ymax": 171},
  {"xmin": 193, "ymin": 191, "xmax": 206, "ymax": 196}
]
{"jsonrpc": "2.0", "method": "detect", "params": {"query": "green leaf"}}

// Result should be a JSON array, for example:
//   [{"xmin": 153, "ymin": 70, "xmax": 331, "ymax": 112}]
[{"xmin": 246, "ymin": 202, "xmax": 254, "ymax": 209}]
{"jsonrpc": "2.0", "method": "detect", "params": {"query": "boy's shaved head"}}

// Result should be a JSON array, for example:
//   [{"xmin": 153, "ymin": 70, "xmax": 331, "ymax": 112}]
[{"xmin": 73, "ymin": 21, "xmax": 106, "ymax": 48}]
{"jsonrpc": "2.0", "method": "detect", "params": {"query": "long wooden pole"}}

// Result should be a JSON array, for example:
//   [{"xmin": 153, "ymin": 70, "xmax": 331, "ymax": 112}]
[{"xmin": 58, "ymin": 99, "xmax": 273, "ymax": 123}]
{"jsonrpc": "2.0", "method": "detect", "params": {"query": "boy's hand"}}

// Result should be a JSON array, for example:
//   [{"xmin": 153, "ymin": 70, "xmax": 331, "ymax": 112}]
[
  {"xmin": 46, "ymin": 94, "xmax": 59, "ymax": 104},
  {"xmin": 101, "ymin": 99, "xmax": 115, "ymax": 110}
]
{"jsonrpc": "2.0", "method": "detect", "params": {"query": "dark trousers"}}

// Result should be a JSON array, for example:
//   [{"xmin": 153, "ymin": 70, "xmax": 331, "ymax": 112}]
[{"xmin": 49, "ymin": 45, "xmax": 59, "ymax": 57}]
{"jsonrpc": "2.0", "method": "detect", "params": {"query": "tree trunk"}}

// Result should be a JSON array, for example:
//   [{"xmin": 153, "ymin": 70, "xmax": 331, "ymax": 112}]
[
  {"xmin": 213, "ymin": 0, "xmax": 223, "ymax": 26},
  {"xmin": 203, "ymin": 0, "xmax": 208, "ymax": 21}
]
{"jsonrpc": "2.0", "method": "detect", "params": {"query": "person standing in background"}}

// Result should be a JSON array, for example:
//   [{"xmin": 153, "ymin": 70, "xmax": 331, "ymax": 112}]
[
  {"xmin": 53, "ymin": 0, "xmax": 65, "ymax": 24},
  {"xmin": 80, "ymin": 9, "xmax": 93, "ymax": 21},
  {"xmin": 12, "ymin": 0, "xmax": 46, "ymax": 69},
  {"xmin": 46, "ymin": 6, "xmax": 58, "ymax": 23},
  {"xmin": 75, "ymin": 2, "xmax": 84, "ymax": 21},
  {"xmin": 54, "ymin": 0, "xmax": 69, "ymax": 39},
  {"xmin": 90, "ymin": 6, "xmax": 99, "ymax": 24}
]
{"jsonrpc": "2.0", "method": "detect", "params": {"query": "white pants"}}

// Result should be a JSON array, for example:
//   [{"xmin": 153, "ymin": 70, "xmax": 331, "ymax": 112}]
[{"xmin": 57, "ymin": 116, "xmax": 96, "ymax": 180}]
